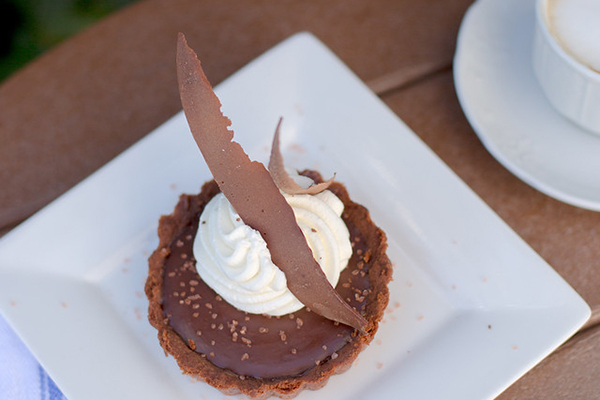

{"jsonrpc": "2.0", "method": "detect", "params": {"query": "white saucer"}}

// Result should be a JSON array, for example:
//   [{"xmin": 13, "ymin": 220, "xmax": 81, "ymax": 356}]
[{"xmin": 454, "ymin": 0, "xmax": 600, "ymax": 211}]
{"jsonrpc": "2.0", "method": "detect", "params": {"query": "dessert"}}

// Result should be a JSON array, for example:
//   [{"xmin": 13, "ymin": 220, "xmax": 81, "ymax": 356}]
[{"xmin": 145, "ymin": 33, "xmax": 392, "ymax": 399}]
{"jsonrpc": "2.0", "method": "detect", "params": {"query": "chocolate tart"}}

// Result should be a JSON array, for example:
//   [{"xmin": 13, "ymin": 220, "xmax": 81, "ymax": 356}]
[{"xmin": 145, "ymin": 171, "xmax": 392, "ymax": 399}]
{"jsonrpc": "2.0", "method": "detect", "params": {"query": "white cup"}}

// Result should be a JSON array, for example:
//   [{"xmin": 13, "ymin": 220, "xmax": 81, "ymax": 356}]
[{"xmin": 532, "ymin": 0, "xmax": 600, "ymax": 136}]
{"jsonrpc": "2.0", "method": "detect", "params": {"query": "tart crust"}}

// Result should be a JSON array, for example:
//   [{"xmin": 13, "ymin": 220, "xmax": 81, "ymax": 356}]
[{"xmin": 145, "ymin": 171, "xmax": 392, "ymax": 399}]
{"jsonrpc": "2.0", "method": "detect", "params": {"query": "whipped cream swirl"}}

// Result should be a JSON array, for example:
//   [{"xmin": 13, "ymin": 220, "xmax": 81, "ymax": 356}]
[{"xmin": 193, "ymin": 174, "xmax": 352, "ymax": 316}]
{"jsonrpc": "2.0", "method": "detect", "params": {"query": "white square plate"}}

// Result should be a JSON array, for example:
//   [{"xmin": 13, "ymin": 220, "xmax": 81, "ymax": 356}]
[{"xmin": 0, "ymin": 32, "xmax": 590, "ymax": 400}]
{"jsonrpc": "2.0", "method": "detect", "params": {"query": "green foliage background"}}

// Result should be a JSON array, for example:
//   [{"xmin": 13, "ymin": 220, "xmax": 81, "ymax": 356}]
[{"xmin": 0, "ymin": 0, "xmax": 137, "ymax": 82}]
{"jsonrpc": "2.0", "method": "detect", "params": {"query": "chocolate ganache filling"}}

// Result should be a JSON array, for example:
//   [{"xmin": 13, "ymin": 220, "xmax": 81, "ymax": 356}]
[{"xmin": 161, "ymin": 173, "xmax": 380, "ymax": 379}]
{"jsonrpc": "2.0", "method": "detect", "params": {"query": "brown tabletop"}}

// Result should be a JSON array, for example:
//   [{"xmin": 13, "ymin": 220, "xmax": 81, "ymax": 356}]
[{"xmin": 1, "ymin": 0, "xmax": 599, "ymax": 398}]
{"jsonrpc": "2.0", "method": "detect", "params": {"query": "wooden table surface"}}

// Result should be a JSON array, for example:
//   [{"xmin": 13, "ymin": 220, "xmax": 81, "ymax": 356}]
[{"xmin": 1, "ymin": 0, "xmax": 598, "ymax": 398}]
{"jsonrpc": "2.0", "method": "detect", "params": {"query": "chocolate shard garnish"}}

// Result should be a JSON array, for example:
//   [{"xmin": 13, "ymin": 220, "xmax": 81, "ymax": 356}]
[
  {"xmin": 176, "ymin": 33, "xmax": 367, "ymax": 334},
  {"xmin": 268, "ymin": 118, "xmax": 334, "ymax": 194}
]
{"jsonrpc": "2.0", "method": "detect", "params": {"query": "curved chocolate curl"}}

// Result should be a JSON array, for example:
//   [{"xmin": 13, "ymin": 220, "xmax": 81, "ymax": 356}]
[
  {"xmin": 176, "ymin": 33, "xmax": 367, "ymax": 334},
  {"xmin": 268, "ymin": 118, "xmax": 334, "ymax": 194}
]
